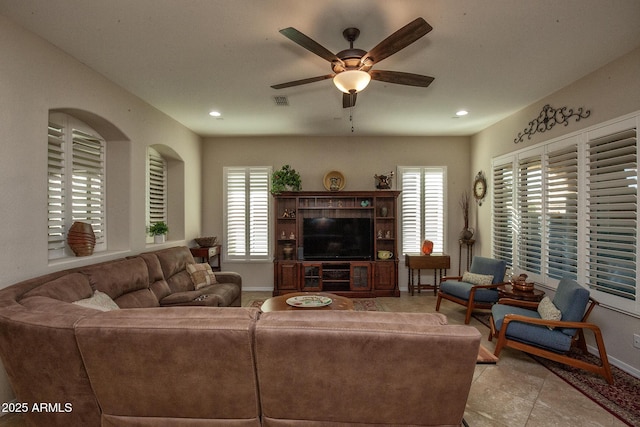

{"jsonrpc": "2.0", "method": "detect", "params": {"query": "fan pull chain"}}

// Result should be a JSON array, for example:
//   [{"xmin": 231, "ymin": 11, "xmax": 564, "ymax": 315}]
[
  {"xmin": 350, "ymin": 92, "xmax": 355, "ymax": 132},
  {"xmin": 350, "ymin": 105, "xmax": 354, "ymax": 132}
]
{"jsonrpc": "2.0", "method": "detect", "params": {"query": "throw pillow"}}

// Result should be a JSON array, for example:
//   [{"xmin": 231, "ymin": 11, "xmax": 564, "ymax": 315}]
[
  {"xmin": 186, "ymin": 263, "xmax": 217, "ymax": 290},
  {"xmin": 461, "ymin": 271, "xmax": 494, "ymax": 285},
  {"xmin": 73, "ymin": 290, "xmax": 120, "ymax": 312},
  {"xmin": 537, "ymin": 296, "xmax": 562, "ymax": 329}
]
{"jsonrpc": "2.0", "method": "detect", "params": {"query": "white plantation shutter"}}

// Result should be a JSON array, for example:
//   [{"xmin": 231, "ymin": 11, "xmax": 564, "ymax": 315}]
[
  {"xmin": 47, "ymin": 121, "xmax": 66, "ymax": 255},
  {"xmin": 424, "ymin": 170, "xmax": 445, "ymax": 252},
  {"xmin": 517, "ymin": 153, "xmax": 543, "ymax": 276},
  {"xmin": 224, "ymin": 167, "xmax": 271, "ymax": 261},
  {"xmin": 586, "ymin": 127, "xmax": 637, "ymax": 300},
  {"xmin": 71, "ymin": 129, "xmax": 105, "ymax": 246},
  {"xmin": 546, "ymin": 142, "xmax": 579, "ymax": 280},
  {"xmin": 249, "ymin": 171, "xmax": 270, "ymax": 257},
  {"xmin": 147, "ymin": 147, "xmax": 167, "ymax": 226},
  {"xmin": 400, "ymin": 168, "xmax": 422, "ymax": 254},
  {"xmin": 47, "ymin": 113, "xmax": 106, "ymax": 259},
  {"xmin": 492, "ymin": 160, "xmax": 514, "ymax": 265},
  {"xmin": 399, "ymin": 167, "xmax": 445, "ymax": 254}
]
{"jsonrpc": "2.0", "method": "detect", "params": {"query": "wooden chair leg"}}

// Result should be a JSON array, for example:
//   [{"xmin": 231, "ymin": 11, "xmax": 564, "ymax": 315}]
[
  {"xmin": 435, "ymin": 293, "xmax": 442, "ymax": 312},
  {"xmin": 464, "ymin": 304, "xmax": 473, "ymax": 324}
]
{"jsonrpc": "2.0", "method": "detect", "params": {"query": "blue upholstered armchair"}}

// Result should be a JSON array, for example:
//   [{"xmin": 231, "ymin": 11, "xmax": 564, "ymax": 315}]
[
  {"xmin": 489, "ymin": 277, "xmax": 613, "ymax": 384},
  {"xmin": 436, "ymin": 256, "xmax": 507, "ymax": 324}
]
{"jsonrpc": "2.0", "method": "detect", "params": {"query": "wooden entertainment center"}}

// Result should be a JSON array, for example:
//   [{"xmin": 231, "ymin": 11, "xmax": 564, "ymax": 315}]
[{"xmin": 273, "ymin": 190, "xmax": 400, "ymax": 297}]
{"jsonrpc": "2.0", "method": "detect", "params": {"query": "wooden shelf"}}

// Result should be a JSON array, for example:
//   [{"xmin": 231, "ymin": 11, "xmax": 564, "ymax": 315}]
[{"xmin": 273, "ymin": 191, "xmax": 400, "ymax": 297}]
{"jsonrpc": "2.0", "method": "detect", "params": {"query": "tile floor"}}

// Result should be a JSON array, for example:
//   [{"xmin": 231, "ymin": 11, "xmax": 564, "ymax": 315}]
[{"xmin": 0, "ymin": 291, "xmax": 626, "ymax": 427}]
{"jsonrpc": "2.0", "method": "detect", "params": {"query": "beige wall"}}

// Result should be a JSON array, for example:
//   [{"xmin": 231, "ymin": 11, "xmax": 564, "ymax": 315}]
[
  {"xmin": 201, "ymin": 136, "xmax": 471, "ymax": 287},
  {"xmin": 0, "ymin": 15, "xmax": 203, "ymax": 403},
  {"xmin": 471, "ymin": 46, "xmax": 640, "ymax": 377}
]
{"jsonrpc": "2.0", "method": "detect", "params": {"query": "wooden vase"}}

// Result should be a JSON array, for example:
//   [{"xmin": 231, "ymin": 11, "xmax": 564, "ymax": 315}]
[{"xmin": 67, "ymin": 221, "xmax": 96, "ymax": 256}]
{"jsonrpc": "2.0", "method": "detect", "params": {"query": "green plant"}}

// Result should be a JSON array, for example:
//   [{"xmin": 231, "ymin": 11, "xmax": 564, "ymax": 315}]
[
  {"xmin": 148, "ymin": 221, "xmax": 169, "ymax": 236},
  {"xmin": 271, "ymin": 164, "xmax": 301, "ymax": 195}
]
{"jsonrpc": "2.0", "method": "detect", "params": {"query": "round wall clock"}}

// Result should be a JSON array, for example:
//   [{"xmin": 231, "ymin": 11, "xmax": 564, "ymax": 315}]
[{"xmin": 473, "ymin": 171, "xmax": 487, "ymax": 202}]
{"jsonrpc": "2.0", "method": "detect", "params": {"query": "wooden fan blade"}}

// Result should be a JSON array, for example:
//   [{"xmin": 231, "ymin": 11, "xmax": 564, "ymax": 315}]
[
  {"xmin": 279, "ymin": 27, "xmax": 342, "ymax": 64},
  {"xmin": 342, "ymin": 92, "xmax": 357, "ymax": 108},
  {"xmin": 271, "ymin": 74, "xmax": 334, "ymax": 89},
  {"xmin": 370, "ymin": 70, "xmax": 434, "ymax": 87},
  {"xmin": 363, "ymin": 17, "xmax": 432, "ymax": 65}
]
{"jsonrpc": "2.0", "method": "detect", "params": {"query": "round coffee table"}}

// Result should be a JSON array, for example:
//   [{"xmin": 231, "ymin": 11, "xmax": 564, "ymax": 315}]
[
  {"xmin": 497, "ymin": 283, "xmax": 545, "ymax": 302},
  {"xmin": 260, "ymin": 292, "xmax": 354, "ymax": 312}
]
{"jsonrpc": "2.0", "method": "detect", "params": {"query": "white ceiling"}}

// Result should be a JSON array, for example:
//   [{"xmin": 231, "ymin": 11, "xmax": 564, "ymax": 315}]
[{"xmin": 2, "ymin": 0, "xmax": 640, "ymax": 137}]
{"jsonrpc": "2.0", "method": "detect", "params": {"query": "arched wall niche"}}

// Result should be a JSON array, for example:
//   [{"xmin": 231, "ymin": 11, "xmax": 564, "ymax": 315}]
[{"xmin": 50, "ymin": 108, "xmax": 131, "ymax": 252}]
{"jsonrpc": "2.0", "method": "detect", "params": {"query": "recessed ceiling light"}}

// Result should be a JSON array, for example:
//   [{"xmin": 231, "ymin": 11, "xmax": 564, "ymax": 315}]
[
  {"xmin": 209, "ymin": 111, "xmax": 222, "ymax": 117},
  {"xmin": 456, "ymin": 110, "xmax": 469, "ymax": 116}
]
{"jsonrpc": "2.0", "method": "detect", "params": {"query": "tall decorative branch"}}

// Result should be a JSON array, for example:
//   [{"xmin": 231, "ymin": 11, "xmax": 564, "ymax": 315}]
[
  {"xmin": 460, "ymin": 191, "xmax": 470, "ymax": 230},
  {"xmin": 514, "ymin": 104, "xmax": 590, "ymax": 144}
]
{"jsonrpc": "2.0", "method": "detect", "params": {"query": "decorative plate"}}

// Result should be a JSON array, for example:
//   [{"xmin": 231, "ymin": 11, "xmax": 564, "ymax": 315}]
[
  {"xmin": 323, "ymin": 171, "xmax": 345, "ymax": 191},
  {"xmin": 286, "ymin": 295, "xmax": 332, "ymax": 307}
]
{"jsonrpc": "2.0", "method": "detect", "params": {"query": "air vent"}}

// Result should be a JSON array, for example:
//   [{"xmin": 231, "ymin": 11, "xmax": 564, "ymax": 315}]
[{"xmin": 273, "ymin": 96, "xmax": 289, "ymax": 106}]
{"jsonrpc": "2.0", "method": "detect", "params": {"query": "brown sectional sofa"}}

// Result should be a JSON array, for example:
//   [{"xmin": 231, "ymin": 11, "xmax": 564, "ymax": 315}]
[{"xmin": 0, "ymin": 245, "xmax": 481, "ymax": 426}]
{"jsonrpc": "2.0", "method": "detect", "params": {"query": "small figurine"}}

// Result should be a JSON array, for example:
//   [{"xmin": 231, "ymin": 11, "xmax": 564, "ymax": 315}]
[{"xmin": 374, "ymin": 171, "xmax": 394, "ymax": 189}]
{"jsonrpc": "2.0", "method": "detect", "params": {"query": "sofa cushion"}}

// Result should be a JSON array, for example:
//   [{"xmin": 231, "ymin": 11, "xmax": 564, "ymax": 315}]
[
  {"xmin": 462, "ymin": 271, "xmax": 494, "ymax": 285},
  {"xmin": 21, "ymin": 273, "xmax": 93, "ymax": 303},
  {"xmin": 469, "ymin": 256, "xmax": 506, "ymax": 284},
  {"xmin": 200, "ymin": 283, "xmax": 241, "ymax": 307},
  {"xmin": 440, "ymin": 280, "xmax": 500, "ymax": 303},
  {"xmin": 552, "ymin": 277, "xmax": 590, "ymax": 337},
  {"xmin": 134, "ymin": 253, "xmax": 164, "ymax": 283},
  {"xmin": 154, "ymin": 246, "xmax": 195, "ymax": 280},
  {"xmin": 160, "ymin": 291, "xmax": 221, "ymax": 307},
  {"xmin": 73, "ymin": 290, "xmax": 120, "ymax": 312},
  {"xmin": 186, "ymin": 263, "xmax": 217, "ymax": 289},
  {"xmin": 80, "ymin": 258, "xmax": 150, "ymax": 301}
]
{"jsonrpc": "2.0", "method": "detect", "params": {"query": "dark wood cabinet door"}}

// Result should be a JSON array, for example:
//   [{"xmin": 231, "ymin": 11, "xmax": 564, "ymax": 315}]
[
  {"xmin": 278, "ymin": 262, "xmax": 298, "ymax": 290},
  {"xmin": 374, "ymin": 262, "xmax": 396, "ymax": 290}
]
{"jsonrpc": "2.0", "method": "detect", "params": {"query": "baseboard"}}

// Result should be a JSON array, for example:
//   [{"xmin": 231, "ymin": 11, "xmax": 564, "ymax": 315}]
[
  {"xmin": 242, "ymin": 286, "xmax": 273, "ymax": 292},
  {"xmin": 587, "ymin": 343, "xmax": 640, "ymax": 379}
]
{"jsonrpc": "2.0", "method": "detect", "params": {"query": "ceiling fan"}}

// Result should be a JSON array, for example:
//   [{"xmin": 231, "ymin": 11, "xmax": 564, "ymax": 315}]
[{"xmin": 271, "ymin": 17, "xmax": 434, "ymax": 108}]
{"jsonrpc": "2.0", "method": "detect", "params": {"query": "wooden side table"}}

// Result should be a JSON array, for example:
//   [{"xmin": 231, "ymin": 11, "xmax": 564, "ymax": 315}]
[
  {"xmin": 405, "ymin": 253, "xmax": 451, "ymax": 296},
  {"xmin": 497, "ymin": 283, "xmax": 545, "ymax": 302},
  {"xmin": 190, "ymin": 244, "xmax": 222, "ymax": 271}
]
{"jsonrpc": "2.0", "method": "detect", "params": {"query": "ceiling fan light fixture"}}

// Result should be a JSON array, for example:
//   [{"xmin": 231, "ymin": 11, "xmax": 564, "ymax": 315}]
[{"xmin": 333, "ymin": 70, "xmax": 371, "ymax": 94}]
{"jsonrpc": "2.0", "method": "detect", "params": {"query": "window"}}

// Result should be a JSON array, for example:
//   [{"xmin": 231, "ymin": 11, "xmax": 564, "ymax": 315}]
[
  {"xmin": 147, "ymin": 147, "xmax": 167, "ymax": 231},
  {"xmin": 492, "ymin": 114, "xmax": 639, "ymax": 314},
  {"xmin": 223, "ymin": 167, "xmax": 271, "ymax": 261},
  {"xmin": 398, "ymin": 167, "xmax": 446, "ymax": 254},
  {"xmin": 48, "ymin": 112, "xmax": 106, "ymax": 259}
]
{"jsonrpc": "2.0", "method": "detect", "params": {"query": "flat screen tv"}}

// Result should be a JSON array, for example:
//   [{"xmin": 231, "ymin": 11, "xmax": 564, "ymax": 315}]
[{"xmin": 302, "ymin": 217, "xmax": 373, "ymax": 261}]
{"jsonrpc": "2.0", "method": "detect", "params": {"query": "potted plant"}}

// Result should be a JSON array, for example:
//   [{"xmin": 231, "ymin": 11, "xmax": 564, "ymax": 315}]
[
  {"xmin": 271, "ymin": 164, "xmax": 302, "ymax": 195},
  {"xmin": 148, "ymin": 221, "xmax": 169, "ymax": 243}
]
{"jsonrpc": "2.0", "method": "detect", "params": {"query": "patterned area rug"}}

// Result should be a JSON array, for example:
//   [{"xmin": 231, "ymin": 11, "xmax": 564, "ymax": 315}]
[{"xmin": 472, "ymin": 312, "xmax": 640, "ymax": 426}]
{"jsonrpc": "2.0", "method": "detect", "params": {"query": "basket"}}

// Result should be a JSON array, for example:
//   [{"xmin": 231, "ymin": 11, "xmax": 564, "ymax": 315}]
[{"xmin": 194, "ymin": 236, "xmax": 218, "ymax": 247}]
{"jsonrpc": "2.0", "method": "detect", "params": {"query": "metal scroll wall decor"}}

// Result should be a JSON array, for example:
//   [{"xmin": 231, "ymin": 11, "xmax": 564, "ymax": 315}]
[{"xmin": 514, "ymin": 104, "xmax": 590, "ymax": 144}]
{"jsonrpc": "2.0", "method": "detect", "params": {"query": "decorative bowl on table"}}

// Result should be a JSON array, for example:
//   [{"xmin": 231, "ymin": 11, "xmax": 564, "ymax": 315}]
[{"xmin": 194, "ymin": 236, "xmax": 218, "ymax": 247}]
